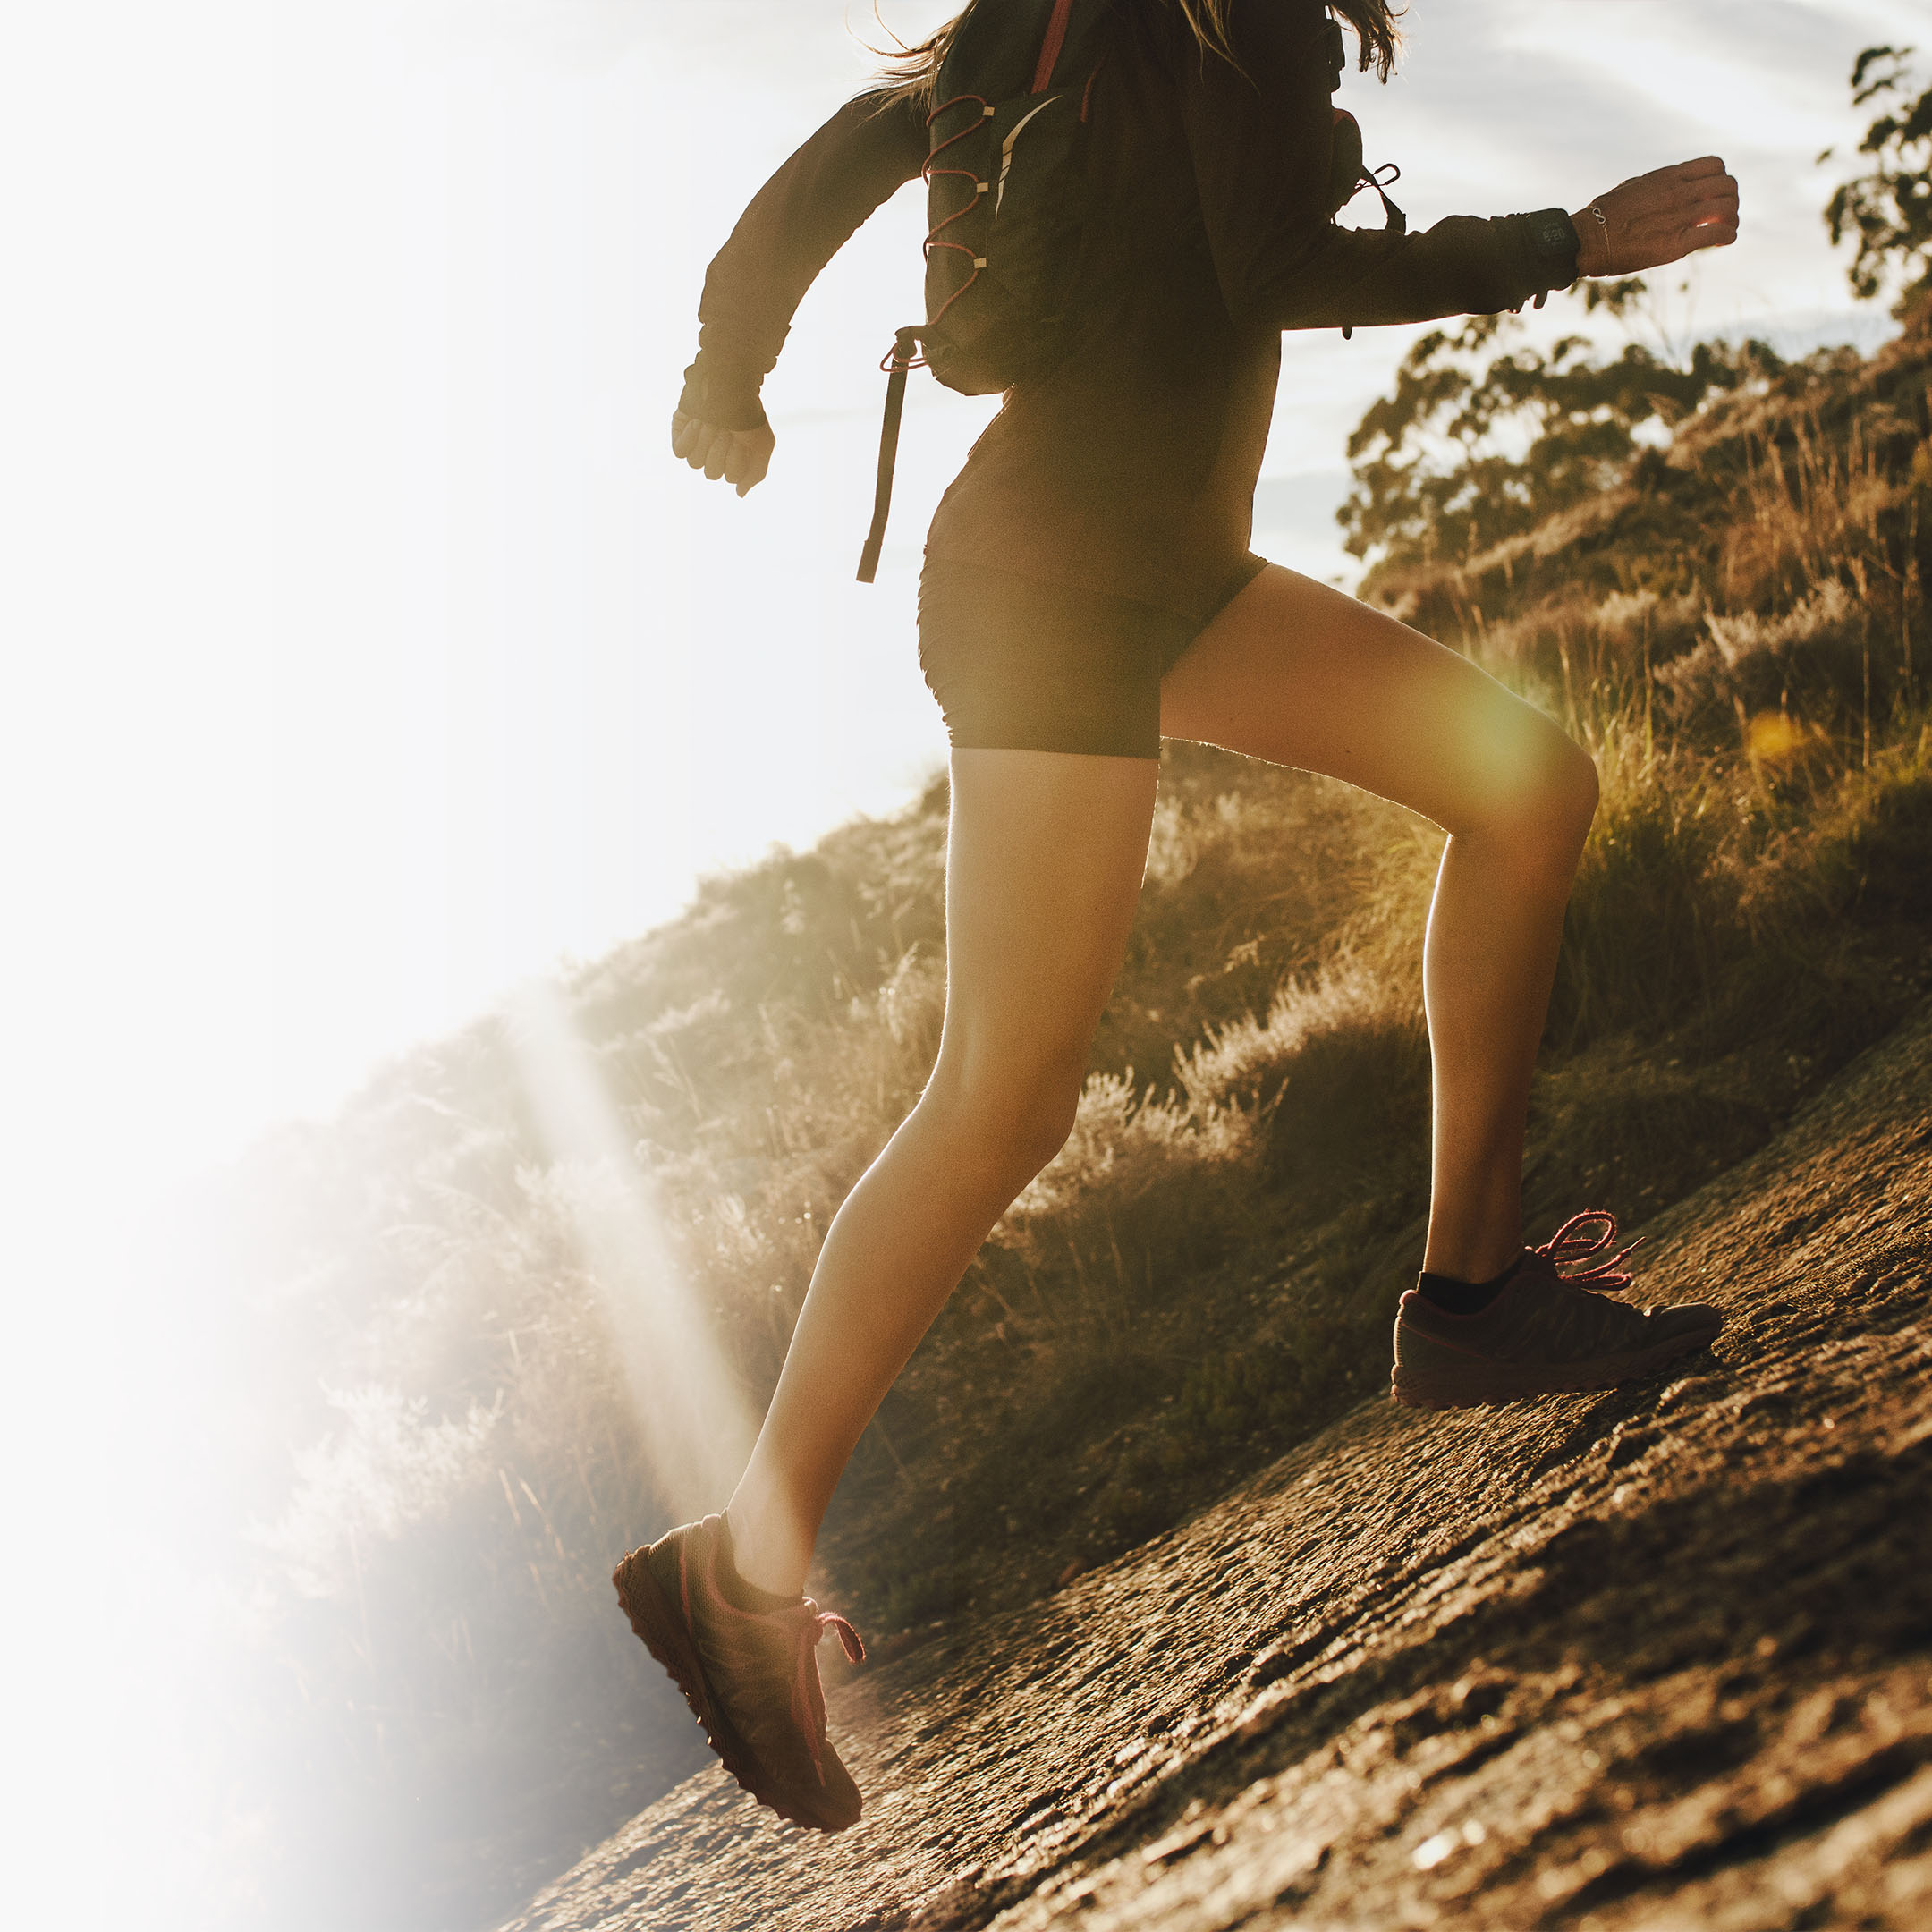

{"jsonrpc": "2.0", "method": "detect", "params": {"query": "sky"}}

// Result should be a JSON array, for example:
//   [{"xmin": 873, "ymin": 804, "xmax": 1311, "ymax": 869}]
[
  {"xmin": 5, "ymin": 0, "xmax": 1920, "ymax": 1216},
  {"xmin": 0, "ymin": 3, "xmax": 1922, "ymax": 1914}
]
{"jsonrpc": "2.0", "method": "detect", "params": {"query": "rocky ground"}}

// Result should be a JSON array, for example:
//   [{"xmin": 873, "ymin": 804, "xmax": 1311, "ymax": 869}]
[{"xmin": 500, "ymin": 1002, "xmax": 1932, "ymax": 1932}]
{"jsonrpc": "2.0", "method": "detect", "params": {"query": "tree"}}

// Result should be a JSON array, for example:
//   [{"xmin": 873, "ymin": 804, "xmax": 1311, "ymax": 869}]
[
  {"xmin": 1822, "ymin": 46, "xmax": 1932, "ymax": 321},
  {"xmin": 1336, "ymin": 283, "xmax": 1778, "ymax": 578},
  {"xmin": 1341, "ymin": 42, "xmax": 1932, "ymax": 582}
]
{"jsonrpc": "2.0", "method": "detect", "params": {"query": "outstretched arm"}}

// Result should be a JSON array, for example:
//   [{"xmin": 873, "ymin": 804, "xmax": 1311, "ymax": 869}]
[
  {"xmin": 1183, "ymin": 0, "xmax": 1737, "ymax": 333},
  {"xmin": 673, "ymin": 89, "xmax": 928, "ymax": 493}
]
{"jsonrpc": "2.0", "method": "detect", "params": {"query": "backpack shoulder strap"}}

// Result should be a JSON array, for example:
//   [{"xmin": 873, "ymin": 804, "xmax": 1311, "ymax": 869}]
[
  {"xmin": 939, "ymin": 0, "xmax": 1122, "ymax": 101},
  {"xmin": 854, "ymin": 1, "xmax": 1123, "ymax": 582}
]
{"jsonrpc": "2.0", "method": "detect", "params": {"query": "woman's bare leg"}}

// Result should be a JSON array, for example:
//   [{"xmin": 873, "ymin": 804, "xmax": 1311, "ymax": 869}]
[
  {"xmin": 1161, "ymin": 564, "xmax": 1598, "ymax": 1284},
  {"xmin": 726, "ymin": 748, "xmax": 1159, "ymax": 1599}
]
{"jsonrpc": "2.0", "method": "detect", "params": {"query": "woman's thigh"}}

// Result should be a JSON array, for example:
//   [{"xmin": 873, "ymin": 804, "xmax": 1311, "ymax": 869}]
[
  {"xmin": 931, "ymin": 748, "xmax": 1158, "ymax": 1123},
  {"xmin": 1159, "ymin": 564, "xmax": 1590, "ymax": 835}
]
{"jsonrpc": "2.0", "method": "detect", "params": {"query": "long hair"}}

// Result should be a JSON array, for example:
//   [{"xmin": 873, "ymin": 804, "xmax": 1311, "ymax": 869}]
[{"xmin": 869, "ymin": 1, "xmax": 1404, "ymax": 108}]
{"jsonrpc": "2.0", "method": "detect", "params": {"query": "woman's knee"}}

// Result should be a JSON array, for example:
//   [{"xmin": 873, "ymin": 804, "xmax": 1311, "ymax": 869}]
[
  {"xmin": 1531, "ymin": 730, "xmax": 1600, "ymax": 847},
  {"xmin": 919, "ymin": 1057, "xmax": 1083, "ymax": 1187},
  {"xmin": 1457, "ymin": 713, "xmax": 1598, "ymax": 869}
]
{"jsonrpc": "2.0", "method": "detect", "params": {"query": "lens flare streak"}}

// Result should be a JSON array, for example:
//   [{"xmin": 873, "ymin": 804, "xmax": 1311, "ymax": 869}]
[{"xmin": 507, "ymin": 979, "xmax": 756, "ymax": 1521}]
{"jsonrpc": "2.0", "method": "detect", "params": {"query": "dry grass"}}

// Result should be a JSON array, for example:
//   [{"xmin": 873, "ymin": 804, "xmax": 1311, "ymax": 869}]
[{"xmin": 202, "ymin": 317, "xmax": 1931, "ymax": 1932}]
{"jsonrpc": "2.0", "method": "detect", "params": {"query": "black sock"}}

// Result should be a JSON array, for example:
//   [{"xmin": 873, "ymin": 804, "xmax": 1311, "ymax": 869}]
[
  {"xmin": 1416, "ymin": 1253, "xmax": 1524, "ymax": 1315},
  {"xmin": 716, "ymin": 1513, "xmax": 799, "ymax": 1613}
]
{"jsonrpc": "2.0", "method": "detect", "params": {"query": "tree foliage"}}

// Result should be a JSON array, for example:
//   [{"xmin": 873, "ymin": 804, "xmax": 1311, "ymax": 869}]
[
  {"xmin": 1338, "ymin": 284, "xmax": 1782, "ymax": 574},
  {"xmin": 1343, "ymin": 41, "xmax": 1932, "ymax": 580},
  {"xmin": 1822, "ymin": 45, "xmax": 1932, "ymax": 320}
]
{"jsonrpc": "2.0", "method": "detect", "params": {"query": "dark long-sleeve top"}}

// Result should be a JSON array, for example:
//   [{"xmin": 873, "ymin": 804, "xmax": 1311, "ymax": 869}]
[{"xmin": 683, "ymin": 0, "xmax": 1579, "ymax": 619}]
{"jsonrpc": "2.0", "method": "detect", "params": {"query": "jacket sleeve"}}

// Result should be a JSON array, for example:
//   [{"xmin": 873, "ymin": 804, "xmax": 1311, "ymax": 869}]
[
  {"xmin": 681, "ymin": 90, "xmax": 929, "ymax": 429},
  {"xmin": 1179, "ymin": 0, "xmax": 1577, "ymax": 333}
]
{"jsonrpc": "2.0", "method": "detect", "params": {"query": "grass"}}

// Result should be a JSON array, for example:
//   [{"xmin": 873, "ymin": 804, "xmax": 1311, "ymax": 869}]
[
  {"xmin": 206, "ymin": 313, "xmax": 1930, "ymax": 1929},
  {"xmin": 813, "ymin": 714, "xmax": 1932, "ymax": 1633}
]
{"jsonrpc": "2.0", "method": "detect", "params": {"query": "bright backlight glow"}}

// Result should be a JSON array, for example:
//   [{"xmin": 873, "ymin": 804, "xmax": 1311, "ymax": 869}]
[{"xmin": 505, "ymin": 980, "xmax": 758, "ymax": 1513}]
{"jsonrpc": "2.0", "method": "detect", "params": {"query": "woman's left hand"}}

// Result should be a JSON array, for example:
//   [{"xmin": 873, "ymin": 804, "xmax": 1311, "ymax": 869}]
[
  {"xmin": 1572, "ymin": 156, "xmax": 1739, "ymax": 277},
  {"xmin": 670, "ymin": 410, "xmax": 775, "ymax": 497}
]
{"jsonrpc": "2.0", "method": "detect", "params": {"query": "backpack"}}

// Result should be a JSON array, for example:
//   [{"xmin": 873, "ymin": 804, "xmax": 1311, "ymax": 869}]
[{"xmin": 854, "ymin": 0, "xmax": 1404, "ymax": 582}]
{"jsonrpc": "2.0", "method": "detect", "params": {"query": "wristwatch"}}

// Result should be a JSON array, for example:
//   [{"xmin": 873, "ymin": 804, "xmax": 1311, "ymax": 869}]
[{"xmin": 1522, "ymin": 206, "xmax": 1582, "ymax": 283}]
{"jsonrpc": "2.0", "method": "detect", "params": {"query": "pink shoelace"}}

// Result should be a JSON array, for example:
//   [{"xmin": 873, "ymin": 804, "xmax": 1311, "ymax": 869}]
[
  {"xmin": 786, "ymin": 1598, "xmax": 866, "ymax": 1783},
  {"xmin": 683, "ymin": 1521, "xmax": 869, "ymax": 1788},
  {"xmin": 1533, "ymin": 1208, "xmax": 1641, "ymax": 1292}
]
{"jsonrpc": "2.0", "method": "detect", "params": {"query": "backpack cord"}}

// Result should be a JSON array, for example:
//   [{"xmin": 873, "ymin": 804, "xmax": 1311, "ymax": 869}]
[
  {"xmin": 922, "ymin": 95, "xmax": 993, "ymax": 333},
  {"xmin": 857, "ymin": 326, "xmax": 923, "ymax": 583},
  {"xmin": 1340, "ymin": 164, "xmax": 1407, "ymax": 339},
  {"xmin": 856, "ymin": 93, "xmax": 990, "ymax": 584}
]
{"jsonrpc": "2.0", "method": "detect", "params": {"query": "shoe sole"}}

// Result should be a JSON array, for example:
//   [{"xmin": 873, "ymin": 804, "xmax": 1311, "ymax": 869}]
[
  {"xmin": 611, "ymin": 1546, "xmax": 855, "ymax": 1833},
  {"xmin": 1389, "ymin": 1313, "xmax": 1724, "ymax": 1411}
]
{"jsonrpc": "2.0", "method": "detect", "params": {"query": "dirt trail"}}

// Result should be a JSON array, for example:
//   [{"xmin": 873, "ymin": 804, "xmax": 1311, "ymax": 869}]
[{"xmin": 501, "ymin": 1004, "xmax": 1932, "ymax": 1932}]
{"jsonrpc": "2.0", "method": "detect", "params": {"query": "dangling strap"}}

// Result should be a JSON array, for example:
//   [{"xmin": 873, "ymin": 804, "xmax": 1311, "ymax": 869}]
[
  {"xmin": 857, "ymin": 326, "xmax": 923, "ymax": 585},
  {"xmin": 1340, "ymin": 167, "xmax": 1407, "ymax": 340},
  {"xmin": 1371, "ymin": 161, "xmax": 1408, "ymax": 237}
]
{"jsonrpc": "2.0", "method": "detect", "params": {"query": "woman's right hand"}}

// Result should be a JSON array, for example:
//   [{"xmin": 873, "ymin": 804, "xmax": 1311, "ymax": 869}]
[
  {"xmin": 671, "ymin": 410, "xmax": 775, "ymax": 497},
  {"xmin": 1572, "ymin": 156, "xmax": 1740, "ymax": 277}
]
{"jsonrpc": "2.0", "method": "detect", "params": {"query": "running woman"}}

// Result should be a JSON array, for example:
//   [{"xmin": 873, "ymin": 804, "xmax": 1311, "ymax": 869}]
[{"xmin": 614, "ymin": 0, "xmax": 1741, "ymax": 1832}]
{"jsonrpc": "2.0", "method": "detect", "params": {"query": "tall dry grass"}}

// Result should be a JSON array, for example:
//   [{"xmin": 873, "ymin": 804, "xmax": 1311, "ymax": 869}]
[{"xmin": 201, "ymin": 316, "xmax": 1929, "ymax": 1931}]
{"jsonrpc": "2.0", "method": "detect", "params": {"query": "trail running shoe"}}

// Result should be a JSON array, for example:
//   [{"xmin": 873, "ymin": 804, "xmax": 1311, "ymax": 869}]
[
  {"xmin": 611, "ymin": 1513, "xmax": 866, "ymax": 1831},
  {"xmin": 1391, "ymin": 1209, "xmax": 1724, "ymax": 1411}
]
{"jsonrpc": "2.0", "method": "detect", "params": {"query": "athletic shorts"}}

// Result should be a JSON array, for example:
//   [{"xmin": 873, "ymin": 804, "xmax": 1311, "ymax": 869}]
[{"xmin": 916, "ymin": 555, "xmax": 1268, "ymax": 759}]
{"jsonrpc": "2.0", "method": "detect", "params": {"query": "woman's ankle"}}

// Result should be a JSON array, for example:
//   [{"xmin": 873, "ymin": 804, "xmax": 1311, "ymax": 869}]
[
  {"xmin": 1420, "ymin": 1225, "xmax": 1524, "ymax": 1285},
  {"xmin": 716, "ymin": 1512, "xmax": 802, "ymax": 1609},
  {"xmin": 720, "ymin": 1495, "xmax": 811, "ymax": 1601}
]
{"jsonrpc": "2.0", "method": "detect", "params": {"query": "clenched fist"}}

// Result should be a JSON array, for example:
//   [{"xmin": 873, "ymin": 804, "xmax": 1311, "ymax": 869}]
[{"xmin": 671, "ymin": 410, "xmax": 775, "ymax": 497}]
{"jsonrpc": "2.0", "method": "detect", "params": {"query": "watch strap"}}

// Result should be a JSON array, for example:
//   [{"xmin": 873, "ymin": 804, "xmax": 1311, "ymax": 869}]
[{"xmin": 1521, "ymin": 206, "xmax": 1581, "ymax": 284}]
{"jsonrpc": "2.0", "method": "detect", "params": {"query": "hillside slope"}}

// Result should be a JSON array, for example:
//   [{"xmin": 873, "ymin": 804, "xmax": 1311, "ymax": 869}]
[
  {"xmin": 500, "ymin": 1001, "xmax": 1932, "ymax": 1932},
  {"xmin": 205, "ymin": 292, "xmax": 1928, "ymax": 1932}
]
